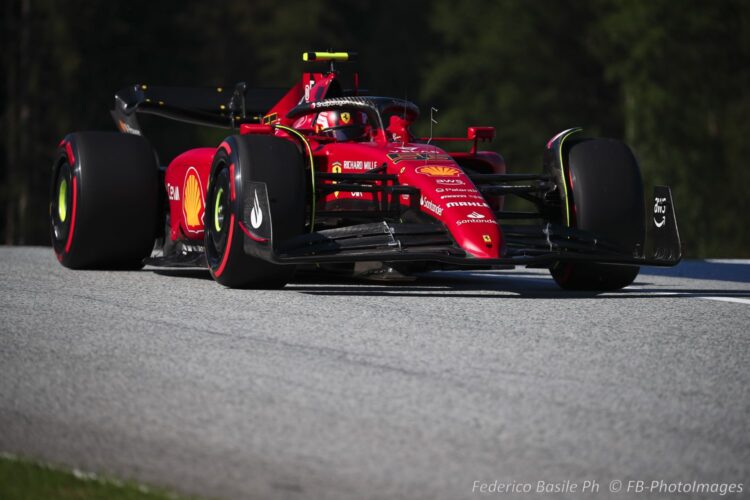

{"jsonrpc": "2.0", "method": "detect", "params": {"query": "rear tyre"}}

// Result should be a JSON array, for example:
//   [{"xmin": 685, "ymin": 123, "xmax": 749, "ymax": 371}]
[
  {"xmin": 205, "ymin": 135, "xmax": 305, "ymax": 289},
  {"xmin": 51, "ymin": 132, "xmax": 159, "ymax": 269},
  {"xmin": 550, "ymin": 138, "xmax": 645, "ymax": 291}
]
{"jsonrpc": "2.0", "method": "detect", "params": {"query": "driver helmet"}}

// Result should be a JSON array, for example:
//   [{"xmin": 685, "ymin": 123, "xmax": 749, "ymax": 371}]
[{"xmin": 315, "ymin": 110, "xmax": 368, "ymax": 141}]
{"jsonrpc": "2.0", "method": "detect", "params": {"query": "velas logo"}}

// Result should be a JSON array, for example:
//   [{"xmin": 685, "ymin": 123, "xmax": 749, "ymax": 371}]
[
  {"xmin": 250, "ymin": 190, "xmax": 263, "ymax": 229},
  {"xmin": 183, "ymin": 167, "xmax": 205, "ymax": 232},
  {"xmin": 416, "ymin": 165, "xmax": 461, "ymax": 177}
]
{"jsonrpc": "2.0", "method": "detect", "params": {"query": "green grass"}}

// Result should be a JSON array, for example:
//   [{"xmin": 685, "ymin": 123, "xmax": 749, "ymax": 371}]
[{"xmin": 0, "ymin": 454, "xmax": 181, "ymax": 500}]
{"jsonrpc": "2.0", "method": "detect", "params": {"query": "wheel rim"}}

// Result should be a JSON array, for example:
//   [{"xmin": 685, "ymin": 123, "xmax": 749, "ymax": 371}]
[
  {"xmin": 213, "ymin": 187, "xmax": 225, "ymax": 233},
  {"xmin": 208, "ymin": 167, "xmax": 230, "ymax": 260},
  {"xmin": 52, "ymin": 163, "xmax": 72, "ymax": 242},
  {"xmin": 58, "ymin": 178, "xmax": 68, "ymax": 222}
]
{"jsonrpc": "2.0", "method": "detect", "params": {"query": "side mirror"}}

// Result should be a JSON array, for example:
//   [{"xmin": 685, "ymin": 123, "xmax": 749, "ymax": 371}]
[{"xmin": 467, "ymin": 127, "xmax": 495, "ymax": 141}]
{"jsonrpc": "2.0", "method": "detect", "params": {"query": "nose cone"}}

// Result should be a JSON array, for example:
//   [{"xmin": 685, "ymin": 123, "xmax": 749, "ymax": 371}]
[
  {"xmin": 444, "ymin": 205, "xmax": 502, "ymax": 258},
  {"xmin": 395, "ymin": 160, "xmax": 502, "ymax": 259}
]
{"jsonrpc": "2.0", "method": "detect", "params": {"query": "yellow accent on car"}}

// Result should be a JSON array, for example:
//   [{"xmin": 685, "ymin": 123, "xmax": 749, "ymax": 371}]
[
  {"xmin": 416, "ymin": 165, "xmax": 461, "ymax": 177},
  {"xmin": 273, "ymin": 125, "xmax": 316, "ymax": 232},
  {"xmin": 557, "ymin": 128, "xmax": 582, "ymax": 226},
  {"xmin": 303, "ymin": 52, "xmax": 350, "ymax": 62}
]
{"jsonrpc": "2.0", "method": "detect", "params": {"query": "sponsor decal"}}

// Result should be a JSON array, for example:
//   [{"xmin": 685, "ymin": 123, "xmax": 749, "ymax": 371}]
[
  {"xmin": 250, "ymin": 190, "xmax": 263, "ymax": 229},
  {"xmin": 167, "ymin": 184, "xmax": 180, "ymax": 201},
  {"xmin": 482, "ymin": 234, "xmax": 492, "ymax": 244},
  {"xmin": 340, "ymin": 112, "xmax": 351, "ymax": 124},
  {"xmin": 456, "ymin": 218, "xmax": 497, "ymax": 226},
  {"xmin": 387, "ymin": 152, "xmax": 452, "ymax": 164},
  {"xmin": 420, "ymin": 196, "xmax": 443, "ymax": 216},
  {"xmin": 467, "ymin": 211, "xmax": 485, "ymax": 219},
  {"xmin": 445, "ymin": 201, "xmax": 489, "ymax": 209},
  {"xmin": 183, "ymin": 167, "xmax": 205, "ymax": 232},
  {"xmin": 331, "ymin": 162, "xmax": 342, "ymax": 198},
  {"xmin": 416, "ymin": 165, "xmax": 461, "ymax": 177},
  {"xmin": 343, "ymin": 160, "xmax": 379, "ymax": 170},
  {"xmin": 440, "ymin": 194, "xmax": 485, "ymax": 200},
  {"xmin": 435, "ymin": 186, "xmax": 475, "ymax": 193},
  {"xmin": 436, "ymin": 178, "xmax": 465, "ymax": 186},
  {"xmin": 654, "ymin": 196, "xmax": 667, "ymax": 228},
  {"xmin": 117, "ymin": 120, "xmax": 141, "ymax": 135}
]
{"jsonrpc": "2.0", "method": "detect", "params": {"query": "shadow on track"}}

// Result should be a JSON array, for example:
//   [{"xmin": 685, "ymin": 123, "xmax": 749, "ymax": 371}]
[
  {"xmin": 288, "ymin": 269, "xmax": 750, "ymax": 300},
  {"xmin": 146, "ymin": 262, "xmax": 750, "ymax": 300}
]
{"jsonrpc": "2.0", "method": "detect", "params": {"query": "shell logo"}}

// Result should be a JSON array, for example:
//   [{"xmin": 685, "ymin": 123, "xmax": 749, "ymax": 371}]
[
  {"xmin": 416, "ymin": 165, "xmax": 461, "ymax": 177},
  {"xmin": 183, "ymin": 167, "xmax": 205, "ymax": 232}
]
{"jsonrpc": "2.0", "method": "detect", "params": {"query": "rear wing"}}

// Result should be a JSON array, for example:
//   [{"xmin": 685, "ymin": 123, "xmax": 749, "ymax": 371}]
[{"xmin": 110, "ymin": 82, "xmax": 289, "ymax": 134}]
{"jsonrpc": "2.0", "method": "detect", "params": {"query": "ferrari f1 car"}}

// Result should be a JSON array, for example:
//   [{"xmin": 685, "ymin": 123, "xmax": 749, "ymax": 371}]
[{"xmin": 50, "ymin": 51, "xmax": 681, "ymax": 290}]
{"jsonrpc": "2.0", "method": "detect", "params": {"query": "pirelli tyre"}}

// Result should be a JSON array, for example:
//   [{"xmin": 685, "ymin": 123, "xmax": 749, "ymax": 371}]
[
  {"xmin": 50, "ymin": 132, "xmax": 159, "ymax": 269},
  {"xmin": 550, "ymin": 138, "xmax": 645, "ymax": 291},
  {"xmin": 205, "ymin": 135, "xmax": 305, "ymax": 289}
]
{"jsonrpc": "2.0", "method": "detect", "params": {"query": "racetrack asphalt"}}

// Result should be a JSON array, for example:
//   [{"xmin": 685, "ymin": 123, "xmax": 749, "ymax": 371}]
[{"xmin": 1, "ymin": 246, "xmax": 748, "ymax": 499}]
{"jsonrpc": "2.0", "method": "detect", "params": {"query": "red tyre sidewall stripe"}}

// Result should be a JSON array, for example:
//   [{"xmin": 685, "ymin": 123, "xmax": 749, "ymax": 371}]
[
  {"xmin": 214, "ymin": 214, "xmax": 235, "ymax": 278},
  {"xmin": 219, "ymin": 141, "xmax": 232, "ymax": 156},
  {"xmin": 239, "ymin": 220, "xmax": 268, "ymax": 243},
  {"xmin": 64, "ymin": 176, "xmax": 78, "ymax": 253},
  {"xmin": 65, "ymin": 142, "xmax": 75, "ymax": 165},
  {"xmin": 229, "ymin": 163, "xmax": 236, "ymax": 201}
]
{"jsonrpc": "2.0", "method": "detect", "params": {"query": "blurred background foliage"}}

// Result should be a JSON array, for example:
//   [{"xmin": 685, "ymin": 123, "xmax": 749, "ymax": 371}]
[{"xmin": 3, "ymin": 0, "xmax": 748, "ymax": 256}]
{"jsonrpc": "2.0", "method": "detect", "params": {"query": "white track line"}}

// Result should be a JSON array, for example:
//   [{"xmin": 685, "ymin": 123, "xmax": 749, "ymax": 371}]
[{"xmin": 697, "ymin": 296, "xmax": 750, "ymax": 306}]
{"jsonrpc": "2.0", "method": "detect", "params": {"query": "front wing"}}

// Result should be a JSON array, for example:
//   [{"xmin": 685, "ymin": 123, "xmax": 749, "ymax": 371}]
[{"xmin": 241, "ymin": 184, "xmax": 682, "ymax": 269}]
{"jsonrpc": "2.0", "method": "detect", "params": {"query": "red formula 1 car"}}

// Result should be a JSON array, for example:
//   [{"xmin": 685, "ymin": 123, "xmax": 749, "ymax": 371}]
[{"xmin": 50, "ymin": 51, "xmax": 681, "ymax": 290}]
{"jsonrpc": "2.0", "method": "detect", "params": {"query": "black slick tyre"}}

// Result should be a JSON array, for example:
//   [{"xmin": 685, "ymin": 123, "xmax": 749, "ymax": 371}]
[
  {"xmin": 205, "ymin": 135, "xmax": 305, "ymax": 289},
  {"xmin": 550, "ymin": 138, "xmax": 645, "ymax": 291},
  {"xmin": 51, "ymin": 132, "xmax": 159, "ymax": 269}
]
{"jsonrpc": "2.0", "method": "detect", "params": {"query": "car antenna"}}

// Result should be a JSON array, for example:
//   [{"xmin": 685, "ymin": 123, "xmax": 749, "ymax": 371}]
[
  {"xmin": 427, "ymin": 107, "xmax": 438, "ymax": 146},
  {"xmin": 402, "ymin": 87, "xmax": 408, "ymax": 146}
]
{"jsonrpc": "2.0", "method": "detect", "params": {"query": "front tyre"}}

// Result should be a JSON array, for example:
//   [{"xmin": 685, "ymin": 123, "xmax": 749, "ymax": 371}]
[
  {"xmin": 205, "ymin": 135, "xmax": 305, "ymax": 289},
  {"xmin": 550, "ymin": 138, "xmax": 645, "ymax": 291}
]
